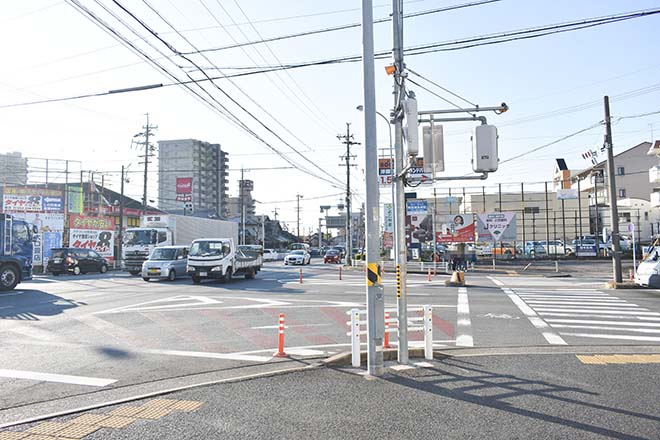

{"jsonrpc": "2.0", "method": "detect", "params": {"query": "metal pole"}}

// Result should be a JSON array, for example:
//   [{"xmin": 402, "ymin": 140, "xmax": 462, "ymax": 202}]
[
  {"xmin": 498, "ymin": 183, "xmax": 502, "ymax": 212},
  {"xmin": 119, "ymin": 165, "xmax": 125, "ymax": 270},
  {"xmin": 544, "ymin": 182, "xmax": 550, "ymax": 257},
  {"xmin": 346, "ymin": 124, "xmax": 353, "ymax": 266},
  {"xmin": 604, "ymin": 96, "xmax": 622, "ymax": 283},
  {"xmin": 433, "ymin": 188, "xmax": 438, "ymax": 263},
  {"xmin": 449, "ymin": 188, "xmax": 453, "ymax": 215},
  {"xmin": 362, "ymin": 0, "xmax": 384, "ymax": 376},
  {"xmin": 262, "ymin": 215, "xmax": 266, "ymax": 247},
  {"xmin": 561, "ymin": 199, "xmax": 567, "ymax": 252},
  {"xmin": 481, "ymin": 186, "xmax": 486, "ymax": 213},
  {"xmin": 142, "ymin": 113, "xmax": 149, "ymax": 216},
  {"xmin": 392, "ymin": 0, "xmax": 408, "ymax": 365},
  {"xmin": 241, "ymin": 168, "xmax": 245, "ymax": 245},
  {"xmin": 521, "ymin": 182, "xmax": 526, "ymax": 248},
  {"xmin": 577, "ymin": 177, "xmax": 583, "ymax": 253},
  {"xmin": 593, "ymin": 172, "xmax": 599, "ymax": 237}
]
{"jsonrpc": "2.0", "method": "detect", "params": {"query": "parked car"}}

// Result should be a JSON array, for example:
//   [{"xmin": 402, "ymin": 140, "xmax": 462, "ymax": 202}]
[
  {"xmin": 538, "ymin": 240, "xmax": 566, "ymax": 256},
  {"xmin": 566, "ymin": 238, "xmax": 599, "ymax": 256},
  {"xmin": 518, "ymin": 241, "xmax": 547, "ymax": 257},
  {"xmin": 285, "ymin": 249, "xmax": 311, "ymax": 265},
  {"xmin": 141, "ymin": 245, "xmax": 189, "ymax": 282},
  {"xmin": 47, "ymin": 248, "xmax": 109, "ymax": 276},
  {"xmin": 491, "ymin": 242, "xmax": 517, "ymax": 258},
  {"xmin": 324, "ymin": 249, "xmax": 341, "ymax": 264}
]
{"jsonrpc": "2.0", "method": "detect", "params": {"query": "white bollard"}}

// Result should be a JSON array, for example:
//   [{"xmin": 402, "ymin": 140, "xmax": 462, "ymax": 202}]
[
  {"xmin": 350, "ymin": 308, "xmax": 361, "ymax": 367},
  {"xmin": 423, "ymin": 305, "xmax": 433, "ymax": 360}
]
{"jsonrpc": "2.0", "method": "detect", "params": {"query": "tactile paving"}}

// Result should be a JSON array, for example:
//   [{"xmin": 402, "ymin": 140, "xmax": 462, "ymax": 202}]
[
  {"xmin": 142, "ymin": 399, "xmax": 179, "ymax": 409},
  {"xmin": 169, "ymin": 400, "xmax": 203, "ymax": 412},
  {"xmin": 133, "ymin": 407, "xmax": 174, "ymax": 420},
  {"xmin": 26, "ymin": 423, "xmax": 69, "ymax": 436},
  {"xmin": 67, "ymin": 414, "xmax": 109, "ymax": 426},
  {"xmin": 52, "ymin": 424, "xmax": 99, "ymax": 439},
  {"xmin": 0, "ymin": 431, "xmax": 30, "ymax": 440},
  {"xmin": 94, "ymin": 416, "xmax": 135, "ymax": 429},
  {"xmin": 108, "ymin": 406, "xmax": 144, "ymax": 417}
]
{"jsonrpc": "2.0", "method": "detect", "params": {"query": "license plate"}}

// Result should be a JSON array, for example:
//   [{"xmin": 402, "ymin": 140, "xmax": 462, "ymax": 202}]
[
  {"xmin": 148, "ymin": 269, "xmax": 159, "ymax": 273},
  {"xmin": 199, "ymin": 271, "xmax": 207, "ymax": 277},
  {"xmin": 53, "ymin": 258, "xmax": 61, "ymax": 263}
]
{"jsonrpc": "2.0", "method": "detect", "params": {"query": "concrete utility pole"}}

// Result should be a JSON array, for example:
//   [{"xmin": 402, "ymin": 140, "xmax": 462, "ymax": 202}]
[
  {"xmin": 604, "ymin": 96, "xmax": 623, "ymax": 283},
  {"xmin": 240, "ymin": 168, "xmax": 245, "ymax": 245},
  {"xmin": 392, "ymin": 0, "xmax": 409, "ymax": 364},
  {"xmin": 296, "ymin": 193, "xmax": 304, "ymax": 242},
  {"xmin": 338, "ymin": 123, "xmax": 359, "ymax": 266},
  {"xmin": 361, "ymin": 0, "xmax": 384, "ymax": 377},
  {"xmin": 136, "ymin": 113, "xmax": 157, "ymax": 216},
  {"xmin": 119, "ymin": 165, "xmax": 125, "ymax": 269}
]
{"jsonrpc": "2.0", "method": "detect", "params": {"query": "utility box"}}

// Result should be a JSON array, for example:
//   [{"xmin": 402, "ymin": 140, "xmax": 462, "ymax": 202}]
[
  {"xmin": 422, "ymin": 125, "xmax": 445, "ymax": 174},
  {"xmin": 472, "ymin": 124, "xmax": 498, "ymax": 173},
  {"xmin": 403, "ymin": 95, "xmax": 419, "ymax": 156}
]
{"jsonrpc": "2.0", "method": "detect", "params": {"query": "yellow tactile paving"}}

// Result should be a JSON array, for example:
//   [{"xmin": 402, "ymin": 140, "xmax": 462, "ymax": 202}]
[
  {"xmin": 0, "ymin": 432, "xmax": 29, "ymax": 440},
  {"xmin": 26, "ymin": 423, "xmax": 69, "ymax": 436},
  {"xmin": 52, "ymin": 424, "xmax": 99, "ymax": 439},
  {"xmin": 67, "ymin": 414, "xmax": 109, "ymax": 426},
  {"xmin": 169, "ymin": 400, "xmax": 203, "ymax": 412},
  {"xmin": 108, "ymin": 406, "xmax": 145, "ymax": 417},
  {"xmin": 142, "ymin": 399, "xmax": 179, "ymax": 409},
  {"xmin": 22, "ymin": 436, "xmax": 61, "ymax": 440},
  {"xmin": 93, "ymin": 416, "xmax": 136, "ymax": 429},
  {"xmin": 577, "ymin": 354, "xmax": 660, "ymax": 365},
  {"xmin": 133, "ymin": 407, "xmax": 174, "ymax": 420}
]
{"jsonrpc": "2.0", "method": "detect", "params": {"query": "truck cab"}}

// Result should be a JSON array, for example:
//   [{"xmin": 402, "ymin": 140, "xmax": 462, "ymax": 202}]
[
  {"xmin": 635, "ymin": 244, "xmax": 660, "ymax": 288},
  {"xmin": 123, "ymin": 225, "xmax": 172, "ymax": 275},
  {"xmin": 187, "ymin": 238, "xmax": 262, "ymax": 284},
  {"xmin": 1, "ymin": 214, "xmax": 34, "ymax": 291}
]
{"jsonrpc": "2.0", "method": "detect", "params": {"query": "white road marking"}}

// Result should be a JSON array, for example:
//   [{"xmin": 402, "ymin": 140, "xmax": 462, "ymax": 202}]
[
  {"xmin": 250, "ymin": 324, "xmax": 330, "ymax": 330},
  {"xmin": 558, "ymin": 332, "xmax": 660, "ymax": 342},
  {"xmin": 491, "ymin": 278, "xmax": 567, "ymax": 345},
  {"xmin": 0, "ymin": 369, "xmax": 116, "ymax": 387},
  {"xmin": 538, "ymin": 312, "xmax": 660, "ymax": 320},
  {"xmin": 284, "ymin": 348, "xmax": 326, "ymax": 356},
  {"xmin": 389, "ymin": 364, "xmax": 415, "ymax": 371},
  {"xmin": 550, "ymin": 324, "xmax": 660, "ymax": 333},
  {"xmin": 143, "ymin": 349, "xmax": 271, "ymax": 363},
  {"xmin": 455, "ymin": 287, "xmax": 473, "ymax": 347},
  {"xmin": 413, "ymin": 362, "xmax": 434, "ymax": 368},
  {"xmin": 524, "ymin": 301, "xmax": 639, "ymax": 307},
  {"xmin": 533, "ymin": 308, "xmax": 657, "ymax": 315},
  {"xmin": 545, "ymin": 319, "xmax": 660, "ymax": 327}
]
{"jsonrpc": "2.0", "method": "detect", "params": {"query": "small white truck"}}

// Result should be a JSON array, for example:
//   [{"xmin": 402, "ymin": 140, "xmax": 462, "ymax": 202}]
[
  {"xmin": 123, "ymin": 215, "xmax": 238, "ymax": 275},
  {"xmin": 635, "ymin": 244, "xmax": 660, "ymax": 288},
  {"xmin": 187, "ymin": 238, "xmax": 262, "ymax": 284}
]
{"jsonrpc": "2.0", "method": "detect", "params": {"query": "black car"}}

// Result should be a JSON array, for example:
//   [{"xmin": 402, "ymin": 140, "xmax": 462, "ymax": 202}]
[{"xmin": 47, "ymin": 247, "xmax": 109, "ymax": 276}]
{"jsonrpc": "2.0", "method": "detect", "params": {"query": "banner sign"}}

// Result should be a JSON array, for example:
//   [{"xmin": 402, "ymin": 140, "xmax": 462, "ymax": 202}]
[
  {"xmin": 576, "ymin": 242, "xmax": 598, "ymax": 257},
  {"xmin": 3, "ymin": 187, "xmax": 62, "ymax": 197},
  {"xmin": 68, "ymin": 188, "xmax": 84, "ymax": 214},
  {"xmin": 477, "ymin": 212, "xmax": 517, "ymax": 242},
  {"xmin": 378, "ymin": 158, "xmax": 394, "ymax": 186},
  {"xmin": 406, "ymin": 213, "xmax": 434, "ymax": 246},
  {"xmin": 557, "ymin": 189, "xmax": 579, "ymax": 200},
  {"xmin": 384, "ymin": 203, "xmax": 394, "ymax": 232},
  {"xmin": 2, "ymin": 188, "xmax": 65, "ymax": 213},
  {"xmin": 436, "ymin": 214, "xmax": 475, "ymax": 243},
  {"xmin": 11, "ymin": 213, "xmax": 64, "ymax": 265},
  {"xmin": 406, "ymin": 200, "xmax": 428, "ymax": 215},
  {"xmin": 176, "ymin": 177, "xmax": 193, "ymax": 202},
  {"xmin": 69, "ymin": 215, "xmax": 115, "ymax": 260}
]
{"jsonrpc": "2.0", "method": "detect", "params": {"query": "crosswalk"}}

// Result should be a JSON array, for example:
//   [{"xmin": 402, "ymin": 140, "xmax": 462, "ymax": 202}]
[{"xmin": 493, "ymin": 278, "xmax": 660, "ymax": 344}]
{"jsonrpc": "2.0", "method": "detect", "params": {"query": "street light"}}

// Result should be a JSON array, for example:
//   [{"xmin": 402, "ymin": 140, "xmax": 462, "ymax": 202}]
[{"xmin": 357, "ymin": 105, "xmax": 395, "ymax": 257}]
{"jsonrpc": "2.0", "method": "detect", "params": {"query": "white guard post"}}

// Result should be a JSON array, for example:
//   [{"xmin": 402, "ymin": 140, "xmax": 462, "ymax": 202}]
[
  {"xmin": 423, "ymin": 305, "xmax": 434, "ymax": 360},
  {"xmin": 350, "ymin": 308, "xmax": 361, "ymax": 367}
]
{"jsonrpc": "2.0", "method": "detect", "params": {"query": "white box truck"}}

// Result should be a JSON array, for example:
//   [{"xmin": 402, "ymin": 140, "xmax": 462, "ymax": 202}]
[{"xmin": 123, "ymin": 215, "xmax": 238, "ymax": 275}]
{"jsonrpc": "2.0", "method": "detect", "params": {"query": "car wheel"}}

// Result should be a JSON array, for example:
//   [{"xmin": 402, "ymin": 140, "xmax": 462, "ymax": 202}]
[
  {"xmin": 244, "ymin": 269, "xmax": 256, "ymax": 280},
  {"xmin": 142, "ymin": 277, "xmax": 150, "ymax": 282},
  {"xmin": 0, "ymin": 265, "xmax": 19, "ymax": 291},
  {"xmin": 52, "ymin": 272, "xmax": 61, "ymax": 276},
  {"xmin": 223, "ymin": 267, "xmax": 233, "ymax": 283},
  {"xmin": 192, "ymin": 275, "xmax": 201, "ymax": 284},
  {"xmin": 73, "ymin": 266, "xmax": 81, "ymax": 276},
  {"xmin": 129, "ymin": 270, "xmax": 140, "ymax": 276},
  {"xmin": 167, "ymin": 270, "xmax": 176, "ymax": 282},
  {"xmin": 100, "ymin": 264, "xmax": 108, "ymax": 274}
]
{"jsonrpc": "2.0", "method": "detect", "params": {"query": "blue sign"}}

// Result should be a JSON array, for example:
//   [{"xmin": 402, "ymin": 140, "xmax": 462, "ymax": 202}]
[
  {"xmin": 576, "ymin": 243, "xmax": 598, "ymax": 257},
  {"xmin": 42, "ymin": 231, "xmax": 63, "ymax": 261},
  {"xmin": 42, "ymin": 196, "xmax": 63, "ymax": 212},
  {"xmin": 406, "ymin": 200, "xmax": 428, "ymax": 215}
]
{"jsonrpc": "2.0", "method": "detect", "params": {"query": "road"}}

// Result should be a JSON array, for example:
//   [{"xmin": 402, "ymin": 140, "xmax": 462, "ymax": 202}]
[{"xmin": 1, "ymin": 260, "xmax": 659, "ymax": 435}]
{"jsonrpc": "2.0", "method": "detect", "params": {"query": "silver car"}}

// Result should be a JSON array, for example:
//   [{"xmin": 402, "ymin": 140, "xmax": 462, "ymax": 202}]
[{"xmin": 142, "ymin": 246, "xmax": 189, "ymax": 281}]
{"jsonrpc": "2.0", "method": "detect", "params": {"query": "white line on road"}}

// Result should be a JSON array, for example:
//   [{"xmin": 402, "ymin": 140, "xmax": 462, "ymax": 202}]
[
  {"xmin": 533, "ymin": 308, "xmax": 657, "ymax": 315},
  {"xmin": 455, "ymin": 287, "xmax": 473, "ymax": 347},
  {"xmin": 142, "ymin": 349, "xmax": 271, "ymax": 363},
  {"xmin": 524, "ymin": 301, "xmax": 639, "ymax": 307},
  {"xmin": 250, "ymin": 324, "xmax": 331, "ymax": 330},
  {"xmin": 558, "ymin": 332, "xmax": 660, "ymax": 342},
  {"xmin": 0, "ymin": 369, "xmax": 116, "ymax": 387},
  {"xmin": 538, "ymin": 312, "xmax": 660, "ymax": 320},
  {"xmin": 549, "ymin": 324, "xmax": 660, "ymax": 333},
  {"xmin": 489, "ymin": 278, "xmax": 567, "ymax": 345},
  {"xmin": 545, "ymin": 319, "xmax": 660, "ymax": 327}
]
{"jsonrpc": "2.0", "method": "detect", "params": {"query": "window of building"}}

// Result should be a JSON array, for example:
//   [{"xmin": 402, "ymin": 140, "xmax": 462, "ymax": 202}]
[
  {"xmin": 617, "ymin": 166, "xmax": 625, "ymax": 176},
  {"xmin": 618, "ymin": 188, "xmax": 626, "ymax": 198},
  {"xmin": 645, "ymin": 211, "xmax": 649, "ymax": 221}
]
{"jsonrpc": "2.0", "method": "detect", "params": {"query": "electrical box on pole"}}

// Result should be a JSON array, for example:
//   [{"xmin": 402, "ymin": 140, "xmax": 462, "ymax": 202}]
[
  {"xmin": 403, "ymin": 94, "xmax": 419, "ymax": 157},
  {"xmin": 472, "ymin": 124, "xmax": 499, "ymax": 173},
  {"xmin": 422, "ymin": 124, "xmax": 445, "ymax": 175}
]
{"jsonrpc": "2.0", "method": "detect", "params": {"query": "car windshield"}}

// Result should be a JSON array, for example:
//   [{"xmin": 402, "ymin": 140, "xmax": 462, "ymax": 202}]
[
  {"xmin": 326, "ymin": 251, "xmax": 338, "ymax": 256},
  {"xmin": 189, "ymin": 241, "xmax": 225, "ymax": 257},
  {"xmin": 290, "ymin": 250, "xmax": 304, "ymax": 255},
  {"xmin": 150, "ymin": 248, "xmax": 177, "ymax": 260},
  {"xmin": 50, "ymin": 249, "xmax": 65, "ymax": 258},
  {"xmin": 124, "ymin": 229, "xmax": 156, "ymax": 245}
]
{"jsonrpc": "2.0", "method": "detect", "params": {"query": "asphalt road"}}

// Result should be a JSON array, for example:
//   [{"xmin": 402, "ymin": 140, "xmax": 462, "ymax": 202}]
[{"xmin": 1, "ymin": 260, "xmax": 660, "ymax": 432}]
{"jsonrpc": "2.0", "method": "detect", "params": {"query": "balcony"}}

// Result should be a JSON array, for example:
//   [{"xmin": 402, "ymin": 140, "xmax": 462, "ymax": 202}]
[
  {"xmin": 651, "ymin": 192, "xmax": 660, "ymax": 207},
  {"xmin": 650, "ymin": 166, "xmax": 660, "ymax": 184}
]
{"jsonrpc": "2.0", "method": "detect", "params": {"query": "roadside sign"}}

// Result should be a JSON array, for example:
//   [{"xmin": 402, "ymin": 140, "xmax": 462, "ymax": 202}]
[
  {"xmin": 477, "ymin": 212, "xmax": 516, "ymax": 242},
  {"xmin": 378, "ymin": 158, "xmax": 394, "ymax": 186},
  {"xmin": 557, "ymin": 189, "xmax": 578, "ymax": 200},
  {"xmin": 406, "ymin": 166, "xmax": 433, "ymax": 185},
  {"xmin": 406, "ymin": 200, "xmax": 428, "ymax": 215}
]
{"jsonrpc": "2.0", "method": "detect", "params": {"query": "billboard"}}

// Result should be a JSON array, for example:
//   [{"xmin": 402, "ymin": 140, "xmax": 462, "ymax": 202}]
[
  {"xmin": 68, "ymin": 215, "xmax": 115, "ymax": 260},
  {"xmin": 477, "ymin": 212, "xmax": 517, "ymax": 242},
  {"xmin": 436, "ymin": 214, "xmax": 475, "ymax": 243},
  {"xmin": 2, "ymin": 187, "xmax": 64, "ymax": 213},
  {"xmin": 406, "ymin": 200, "xmax": 428, "ymax": 215},
  {"xmin": 378, "ymin": 158, "xmax": 394, "ymax": 186},
  {"xmin": 384, "ymin": 203, "xmax": 394, "ymax": 232},
  {"xmin": 11, "ymin": 213, "xmax": 64, "ymax": 266},
  {"xmin": 557, "ymin": 189, "xmax": 579, "ymax": 200},
  {"xmin": 175, "ymin": 177, "xmax": 193, "ymax": 202}
]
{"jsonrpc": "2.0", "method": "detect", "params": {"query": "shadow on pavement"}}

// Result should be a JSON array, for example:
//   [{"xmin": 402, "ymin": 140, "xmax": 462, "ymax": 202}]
[
  {"xmin": 383, "ymin": 356, "xmax": 660, "ymax": 440},
  {"xmin": 0, "ymin": 290, "xmax": 81, "ymax": 321}
]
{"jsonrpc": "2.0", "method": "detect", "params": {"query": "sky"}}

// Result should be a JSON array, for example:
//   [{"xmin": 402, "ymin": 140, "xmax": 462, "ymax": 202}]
[{"xmin": 1, "ymin": 0, "xmax": 659, "ymax": 234}]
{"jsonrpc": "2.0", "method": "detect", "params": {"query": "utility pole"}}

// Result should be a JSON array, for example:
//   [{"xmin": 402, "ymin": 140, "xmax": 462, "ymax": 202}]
[
  {"xmin": 338, "ymin": 123, "xmax": 359, "ymax": 265},
  {"xmin": 240, "ymin": 168, "xmax": 245, "ymax": 245},
  {"xmin": 135, "ymin": 113, "xmax": 157, "ymax": 216},
  {"xmin": 604, "ymin": 95, "xmax": 623, "ymax": 283},
  {"xmin": 272, "ymin": 207, "xmax": 279, "ymax": 221},
  {"xmin": 392, "ymin": 0, "xmax": 409, "ymax": 364},
  {"xmin": 361, "ymin": 0, "xmax": 384, "ymax": 377},
  {"xmin": 119, "ymin": 165, "xmax": 125, "ymax": 270},
  {"xmin": 296, "ymin": 194, "xmax": 304, "ymax": 242}
]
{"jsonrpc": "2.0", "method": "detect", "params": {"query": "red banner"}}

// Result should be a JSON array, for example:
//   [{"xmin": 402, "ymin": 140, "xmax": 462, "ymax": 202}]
[{"xmin": 176, "ymin": 177, "xmax": 192, "ymax": 194}]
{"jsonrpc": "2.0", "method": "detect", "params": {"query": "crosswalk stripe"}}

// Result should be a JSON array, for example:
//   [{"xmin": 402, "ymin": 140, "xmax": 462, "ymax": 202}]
[
  {"xmin": 539, "ymin": 312, "xmax": 660, "ymax": 320},
  {"xmin": 545, "ymin": 319, "xmax": 660, "ymax": 327},
  {"xmin": 549, "ymin": 324, "xmax": 660, "ymax": 333},
  {"xmin": 524, "ymin": 301, "xmax": 637, "ymax": 307},
  {"xmin": 559, "ymin": 332, "xmax": 660, "ymax": 342},
  {"xmin": 532, "ymin": 308, "xmax": 657, "ymax": 315}
]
